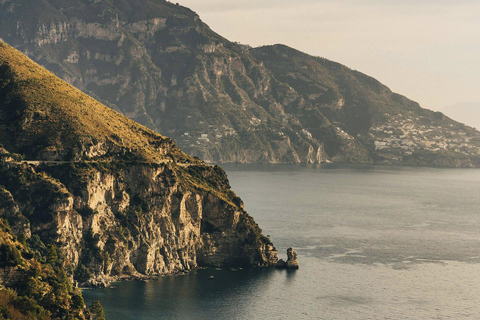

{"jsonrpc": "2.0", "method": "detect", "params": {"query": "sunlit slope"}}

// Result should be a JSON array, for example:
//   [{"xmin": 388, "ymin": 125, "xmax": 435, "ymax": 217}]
[{"xmin": 0, "ymin": 40, "xmax": 189, "ymax": 162}]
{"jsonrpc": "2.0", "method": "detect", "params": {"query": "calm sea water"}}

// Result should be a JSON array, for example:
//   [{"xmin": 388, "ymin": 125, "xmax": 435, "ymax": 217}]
[{"xmin": 83, "ymin": 164, "xmax": 480, "ymax": 319}]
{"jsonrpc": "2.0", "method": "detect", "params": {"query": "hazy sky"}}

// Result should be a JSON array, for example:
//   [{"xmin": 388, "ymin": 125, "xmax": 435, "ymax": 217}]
[{"xmin": 179, "ymin": 0, "xmax": 480, "ymax": 111}]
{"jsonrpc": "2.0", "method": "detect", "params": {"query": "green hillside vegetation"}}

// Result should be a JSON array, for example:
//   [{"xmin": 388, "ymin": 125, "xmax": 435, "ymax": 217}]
[
  {"xmin": 0, "ymin": 219, "xmax": 94, "ymax": 319},
  {"xmin": 0, "ymin": 41, "xmax": 191, "ymax": 163}
]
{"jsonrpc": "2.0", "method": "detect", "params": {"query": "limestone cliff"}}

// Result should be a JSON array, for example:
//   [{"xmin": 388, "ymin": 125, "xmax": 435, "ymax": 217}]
[{"xmin": 0, "ymin": 41, "xmax": 277, "ymax": 288}]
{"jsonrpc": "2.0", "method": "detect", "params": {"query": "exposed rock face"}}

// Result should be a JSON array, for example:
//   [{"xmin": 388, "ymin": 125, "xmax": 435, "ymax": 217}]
[
  {"xmin": 0, "ymin": 41, "xmax": 277, "ymax": 287},
  {"xmin": 275, "ymin": 259, "xmax": 286, "ymax": 269},
  {"xmin": 276, "ymin": 247, "xmax": 299, "ymax": 269},
  {"xmin": 286, "ymin": 247, "xmax": 299, "ymax": 269},
  {"xmin": 4, "ymin": 0, "xmax": 480, "ymax": 167},
  {"xmin": 0, "ymin": 162, "xmax": 277, "ymax": 286}
]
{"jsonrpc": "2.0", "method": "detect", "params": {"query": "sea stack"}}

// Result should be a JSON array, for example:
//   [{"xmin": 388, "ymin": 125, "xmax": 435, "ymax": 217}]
[{"xmin": 276, "ymin": 248, "xmax": 299, "ymax": 269}]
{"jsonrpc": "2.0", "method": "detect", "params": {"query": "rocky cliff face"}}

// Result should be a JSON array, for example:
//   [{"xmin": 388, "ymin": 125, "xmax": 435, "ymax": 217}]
[
  {"xmin": 2, "ymin": 0, "xmax": 480, "ymax": 167},
  {"xmin": 0, "ymin": 161, "xmax": 277, "ymax": 287},
  {"xmin": 0, "ymin": 40, "xmax": 277, "ymax": 288}
]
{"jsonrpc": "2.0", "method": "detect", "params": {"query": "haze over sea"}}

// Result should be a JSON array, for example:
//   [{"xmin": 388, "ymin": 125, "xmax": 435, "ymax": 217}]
[{"xmin": 83, "ymin": 164, "xmax": 480, "ymax": 319}]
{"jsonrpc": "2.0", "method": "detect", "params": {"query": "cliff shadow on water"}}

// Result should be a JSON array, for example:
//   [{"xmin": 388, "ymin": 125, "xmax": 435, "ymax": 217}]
[{"xmin": 82, "ymin": 267, "xmax": 281, "ymax": 319}]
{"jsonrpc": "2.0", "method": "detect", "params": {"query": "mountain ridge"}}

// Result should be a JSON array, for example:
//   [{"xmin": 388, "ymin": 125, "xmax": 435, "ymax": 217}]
[{"xmin": 1, "ymin": 0, "xmax": 480, "ymax": 167}]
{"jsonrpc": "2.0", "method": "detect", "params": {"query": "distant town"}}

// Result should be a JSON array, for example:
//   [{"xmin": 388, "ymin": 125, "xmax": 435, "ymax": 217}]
[{"xmin": 368, "ymin": 111, "xmax": 480, "ymax": 162}]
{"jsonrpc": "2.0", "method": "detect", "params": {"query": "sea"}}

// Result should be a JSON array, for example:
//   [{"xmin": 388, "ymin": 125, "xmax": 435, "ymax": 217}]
[{"xmin": 83, "ymin": 164, "xmax": 480, "ymax": 319}]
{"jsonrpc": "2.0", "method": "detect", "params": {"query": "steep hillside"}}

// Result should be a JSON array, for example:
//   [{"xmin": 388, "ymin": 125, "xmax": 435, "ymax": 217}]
[
  {"xmin": 252, "ymin": 45, "xmax": 480, "ymax": 167},
  {"xmin": 0, "ymin": 39, "xmax": 189, "ymax": 163},
  {"xmin": 1, "ymin": 0, "xmax": 480, "ymax": 166},
  {"xmin": 0, "ymin": 218, "xmax": 92, "ymax": 319},
  {"xmin": 0, "ymin": 41, "xmax": 277, "ymax": 290}
]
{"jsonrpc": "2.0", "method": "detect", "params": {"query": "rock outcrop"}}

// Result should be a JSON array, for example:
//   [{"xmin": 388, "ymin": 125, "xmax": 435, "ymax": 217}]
[
  {"xmin": 2, "ymin": 0, "xmax": 480, "ymax": 167},
  {"xmin": 276, "ymin": 247, "xmax": 299, "ymax": 270},
  {"xmin": 286, "ymin": 247, "xmax": 299, "ymax": 269},
  {"xmin": 0, "ymin": 41, "xmax": 277, "ymax": 289}
]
